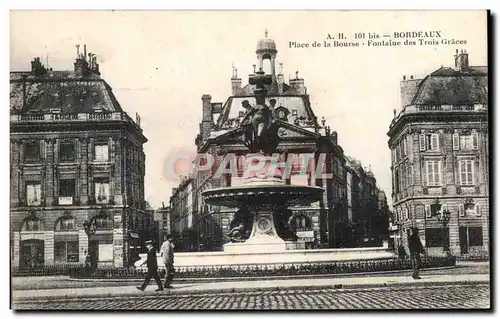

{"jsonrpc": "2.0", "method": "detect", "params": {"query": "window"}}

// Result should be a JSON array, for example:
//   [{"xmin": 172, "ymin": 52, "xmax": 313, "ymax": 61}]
[
  {"xmin": 420, "ymin": 133, "xmax": 439, "ymax": 151},
  {"xmin": 55, "ymin": 218, "xmax": 76, "ymax": 231},
  {"xmin": 59, "ymin": 141, "xmax": 76, "ymax": 162},
  {"xmin": 95, "ymin": 216, "xmax": 113, "ymax": 229},
  {"xmin": 464, "ymin": 203, "xmax": 475, "ymax": 216},
  {"xmin": 25, "ymin": 142, "xmax": 41, "ymax": 163},
  {"xmin": 406, "ymin": 165, "xmax": 413, "ymax": 186},
  {"xmin": 425, "ymin": 227, "xmax": 449, "ymax": 248},
  {"xmin": 22, "ymin": 218, "xmax": 43, "ymax": 231},
  {"xmin": 54, "ymin": 241, "xmax": 79, "ymax": 262},
  {"xmin": 94, "ymin": 143, "xmax": 109, "ymax": 162},
  {"xmin": 459, "ymin": 160, "xmax": 475, "ymax": 186},
  {"xmin": 468, "ymin": 227, "xmax": 483, "ymax": 246},
  {"xmin": 430, "ymin": 204, "xmax": 441, "ymax": 216},
  {"xmin": 425, "ymin": 203, "xmax": 445, "ymax": 218},
  {"xmin": 394, "ymin": 169, "xmax": 400, "ymax": 193},
  {"xmin": 94, "ymin": 179, "xmax": 110, "ymax": 204},
  {"xmin": 454, "ymin": 133, "xmax": 479, "ymax": 151},
  {"xmin": 425, "ymin": 161, "xmax": 441, "ymax": 186},
  {"xmin": 292, "ymin": 109, "xmax": 298, "ymax": 116},
  {"xmin": 26, "ymin": 182, "xmax": 41, "ymax": 206},
  {"xmin": 402, "ymin": 137, "xmax": 407, "ymax": 156},
  {"xmin": 59, "ymin": 179, "xmax": 75, "ymax": 198}
]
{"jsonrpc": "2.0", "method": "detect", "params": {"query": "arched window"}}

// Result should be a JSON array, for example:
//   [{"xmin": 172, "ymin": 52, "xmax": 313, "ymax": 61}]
[
  {"xmin": 22, "ymin": 217, "xmax": 43, "ymax": 232},
  {"xmin": 55, "ymin": 217, "xmax": 76, "ymax": 231},
  {"xmin": 94, "ymin": 215, "xmax": 113, "ymax": 229}
]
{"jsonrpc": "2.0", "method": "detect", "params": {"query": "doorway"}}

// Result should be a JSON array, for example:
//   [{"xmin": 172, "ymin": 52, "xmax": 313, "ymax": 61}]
[{"xmin": 20, "ymin": 239, "xmax": 44, "ymax": 269}]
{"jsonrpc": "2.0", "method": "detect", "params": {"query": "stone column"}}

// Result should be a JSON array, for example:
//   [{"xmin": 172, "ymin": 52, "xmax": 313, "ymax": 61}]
[
  {"xmin": 78, "ymin": 229, "xmax": 88, "ymax": 263},
  {"xmin": 44, "ymin": 231, "xmax": 54, "ymax": 265}
]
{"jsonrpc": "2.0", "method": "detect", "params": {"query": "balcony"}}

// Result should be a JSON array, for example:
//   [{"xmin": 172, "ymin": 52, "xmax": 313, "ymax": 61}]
[
  {"xmin": 10, "ymin": 112, "xmax": 141, "ymax": 129},
  {"xmin": 391, "ymin": 104, "xmax": 487, "ymax": 127},
  {"xmin": 58, "ymin": 196, "xmax": 73, "ymax": 205}
]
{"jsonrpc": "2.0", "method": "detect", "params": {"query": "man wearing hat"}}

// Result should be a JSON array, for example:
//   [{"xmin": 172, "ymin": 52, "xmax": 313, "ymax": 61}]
[
  {"xmin": 160, "ymin": 234, "xmax": 175, "ymax": 288},
  {"xmin": 136, "ymin": 240, "xmax": 163, "ymax": 291}
]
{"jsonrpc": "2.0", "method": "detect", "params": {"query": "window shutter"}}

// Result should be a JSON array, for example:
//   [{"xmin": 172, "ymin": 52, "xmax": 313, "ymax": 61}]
[
  {"xmin": 459, "ymin": 204, "xmax": 465, "ymax": 217},
  {"xmin": 425, "ymin": 204, "xmax": 431, "ymax": 218},
  {"xmin": 419, "ymin": 134, "xmax": 426, "ymax": 151},
  {"xmin": 472, "ymin": 133, "xmax": 479, "ymax": 150},
  {"xmin": 431, "ymin": 134, "xmax": 440, "ymax": 151},
  {"xmin": 437, "ymin": 161, "xmax": 442, "ymax": 185},
  {"xmin": 475, "ymin": 204, "xmax": 481, "ymax": 217},
  {"xmin": 453, "ymin": 133, "xmax": 459, "ymax": 151}
]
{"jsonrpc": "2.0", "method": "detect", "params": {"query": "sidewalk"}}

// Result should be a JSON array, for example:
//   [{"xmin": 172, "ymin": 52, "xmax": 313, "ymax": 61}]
[{"xmin": 12, "ymin": 273, "xmax": 490, "ymax": 302}]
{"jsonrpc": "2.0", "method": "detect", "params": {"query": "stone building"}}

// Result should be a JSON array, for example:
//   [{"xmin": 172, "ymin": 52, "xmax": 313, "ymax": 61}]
[
  {"xmin": 10, "ymin": 47, "xmax": 150, "ymax": 269},
  {"xmin": 387, "ymin": 49, "xmax": 489, "ymax": 257},
  {"xmin": 169, "ymin": 176, "xmax": 198, "ymax": 251},
  {"xmin": 344, "ymin": 157, "xmax": 389, "ymax": 248},
  {"xmin": 169, "ymin": 33, "xmax": 387, "ymax": 251}
]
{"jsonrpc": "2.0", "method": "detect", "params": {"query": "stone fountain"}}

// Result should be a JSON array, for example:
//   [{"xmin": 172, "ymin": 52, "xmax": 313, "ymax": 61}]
[{"xmin": 202, "ymin": 70, "xmax": 324, "ymax": 254}]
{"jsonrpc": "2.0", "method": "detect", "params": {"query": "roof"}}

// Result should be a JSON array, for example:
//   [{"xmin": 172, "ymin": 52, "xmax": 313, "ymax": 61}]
[
  {"xmin": 410, "ymin": 66, "xmax": 488, "ymax": 105},
  {"xmin": 10, "ymin": 71, "xmax": 123, "ymax": 114}
]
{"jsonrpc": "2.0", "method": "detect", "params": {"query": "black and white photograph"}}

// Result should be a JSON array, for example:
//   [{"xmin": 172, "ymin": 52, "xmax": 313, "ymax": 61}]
[{"xmin": 9, "ymin": 10, "xmax": 490, "ymax": 310}]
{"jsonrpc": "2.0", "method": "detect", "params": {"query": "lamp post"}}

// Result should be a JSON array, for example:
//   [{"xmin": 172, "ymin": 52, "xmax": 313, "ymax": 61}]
[
  {"xmin": 436, "ymin": 207, "xmax": 451, "ymax": 254},
  {"xmin": 83, "ymin": 219, "xmax": 96, "ymax": 269}
]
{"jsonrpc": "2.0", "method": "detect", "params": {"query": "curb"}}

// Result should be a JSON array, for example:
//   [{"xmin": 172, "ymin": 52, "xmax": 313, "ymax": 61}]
[
  {"xmin": 66, "ymin": 266, "xmax": 458, "ymax": 284},
  {"xmin": 13, "ymin": 279, "xmax": 490, "ymax": 303}
]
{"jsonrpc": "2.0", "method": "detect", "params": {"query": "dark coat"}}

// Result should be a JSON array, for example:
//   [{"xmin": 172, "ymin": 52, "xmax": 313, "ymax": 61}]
[
  {"xmin": 408, "ymin": 233, "xmax": 425, "ymax": 254},
  {"xmin": 146, "ymin": 247, "xmax": 158, "ymax": 270}
]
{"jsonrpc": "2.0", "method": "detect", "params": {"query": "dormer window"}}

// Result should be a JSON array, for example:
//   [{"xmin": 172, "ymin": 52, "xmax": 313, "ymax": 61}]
[{"xmin": 292, "ymin": 109, "xmax": 298, "ymax": 117}]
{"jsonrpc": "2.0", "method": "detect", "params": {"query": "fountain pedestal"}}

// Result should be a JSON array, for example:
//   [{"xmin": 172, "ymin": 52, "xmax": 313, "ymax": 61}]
[{"xmin": 223, "ymin": 209, "xmax": 305, "ymax": 254}]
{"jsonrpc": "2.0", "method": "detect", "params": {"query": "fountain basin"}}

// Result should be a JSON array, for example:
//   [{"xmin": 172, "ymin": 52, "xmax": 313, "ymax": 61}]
[
  {"xmin": 202, "ymin": 184, "xmax": 324, "ymax": 207},
  {"xmin": 134, "ymin": 245, "xmax": 395, "ymax": 269}
]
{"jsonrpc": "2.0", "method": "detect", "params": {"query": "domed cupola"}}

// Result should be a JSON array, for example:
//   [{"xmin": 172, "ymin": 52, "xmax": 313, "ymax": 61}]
[
  {"xmin": 255, "ymin": 29, "xmax": 278, "ymax": 83},
  {"xmin": 256, "ymin": 29, "xmax": 277, "ymax": 54}
]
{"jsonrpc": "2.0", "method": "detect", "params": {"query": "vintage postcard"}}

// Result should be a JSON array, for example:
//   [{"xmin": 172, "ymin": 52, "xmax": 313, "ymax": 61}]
[{"xmin": 10, "ymin": 10, "xmax": 490, "ymax": 310}]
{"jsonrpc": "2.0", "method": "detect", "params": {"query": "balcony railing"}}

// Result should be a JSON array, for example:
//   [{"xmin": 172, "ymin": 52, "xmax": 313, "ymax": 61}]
[
  {"xmin": 11, "ymin": 112, "xmax": 140, "ymax": 128},
  {"xmin": 391, "ymin": 104, "xmax": 487, "ymax": 125}
]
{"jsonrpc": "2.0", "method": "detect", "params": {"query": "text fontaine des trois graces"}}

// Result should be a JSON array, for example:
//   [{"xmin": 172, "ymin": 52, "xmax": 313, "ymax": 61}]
[{"xmin": 289, "ymin": 31, "xmax": 467, "ymax": 49}]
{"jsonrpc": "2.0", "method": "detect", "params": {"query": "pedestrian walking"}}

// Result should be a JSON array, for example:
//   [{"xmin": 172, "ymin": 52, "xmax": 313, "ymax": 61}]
[
  {"xmin": 136, "ymin": 240, "xmax": 163, "ymax": 291},
  {"xmin": 160, "ymin": 234, "xmax": 175, "ymax": 288},
  {"xmin": 408, "ymin": 227, "xmax": 426, "ymax": 279}
]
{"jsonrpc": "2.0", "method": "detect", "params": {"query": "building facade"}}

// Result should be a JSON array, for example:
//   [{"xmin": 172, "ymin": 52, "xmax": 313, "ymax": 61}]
[
  {"xmin": 10, "ymin": 48, "xmax": 151, "ymax": 269},
  {"xmin": 344, "ymin": 157, "xmax": 390, "ymax": 248},
  {"xmin": 387, "ymin": 50, "xmax": 489, "ymax": 257},
  {"xmin": 169, "ymin": 34, "xmax": 388, "ymax": 251}
]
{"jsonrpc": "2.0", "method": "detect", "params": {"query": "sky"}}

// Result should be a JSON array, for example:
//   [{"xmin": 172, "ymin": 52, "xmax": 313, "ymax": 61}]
[{"xmin": 10, "ymin": 10, "xmax": 488, "ymax": 209}]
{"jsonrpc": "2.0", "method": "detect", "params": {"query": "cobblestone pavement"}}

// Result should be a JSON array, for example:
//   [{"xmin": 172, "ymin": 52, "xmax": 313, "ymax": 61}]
[{"xmin": 13, "ymin": 284, "xmax": 490, "ymax": 310}]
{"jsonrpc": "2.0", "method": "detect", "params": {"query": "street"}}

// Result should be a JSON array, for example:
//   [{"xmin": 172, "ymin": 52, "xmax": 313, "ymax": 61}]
[{"xmin": 13, "ymin": 284, "xmax": 490, "ymax": 310}]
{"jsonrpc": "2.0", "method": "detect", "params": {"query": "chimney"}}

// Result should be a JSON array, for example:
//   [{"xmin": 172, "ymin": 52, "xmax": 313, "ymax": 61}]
[
  {"xmin": 231, "ymin": 65, "xmax": 242, "ymax": 95},
  {"xmin": 289, "ymin": 70, "xmax": 305, "ymax": 95},
  {"xmin": 454, "ymin": 49, "xmax": 469, "ymax": 72},
  {"xmin": 277, "ymin": 62, "xmax": 284, "ymax": 94},
  {"xmin": 201, "ymin": 94, "xmax": 213, "ymax": 141}
]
